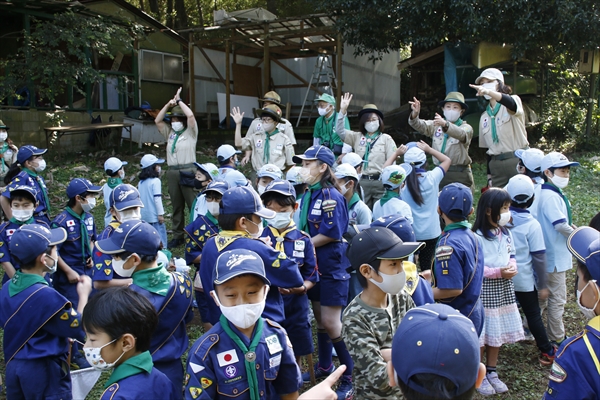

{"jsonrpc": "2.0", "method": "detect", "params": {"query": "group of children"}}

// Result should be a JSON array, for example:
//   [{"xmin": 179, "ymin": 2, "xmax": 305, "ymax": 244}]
[{"xmin": 0, "ymin": 128, "xmax": 593, "ymax": 400}]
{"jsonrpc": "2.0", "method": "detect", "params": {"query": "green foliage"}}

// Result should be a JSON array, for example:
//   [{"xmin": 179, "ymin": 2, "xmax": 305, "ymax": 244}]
[{"xmin": 0, "ymin": 11, "xmax": 144, "ymax": 104}]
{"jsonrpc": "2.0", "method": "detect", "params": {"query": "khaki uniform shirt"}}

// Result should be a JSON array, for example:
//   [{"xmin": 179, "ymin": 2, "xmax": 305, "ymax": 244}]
[
  {"xmin": 409, "ymin": 116, "xmax": 473, "ymax": 165},
  {"xmin": 247, "ymin": 117, "xmax": 297, "ymax": 145},
  {"xmin": 479, "ymin": 95, "xmax": 528, "ymax": 155},
  {"xmin": 342, "ymin": 292, "xmax": 415, "ymax": 400},
  {"xmin": 158, "ymin": 121, "xmax": 198, "ymax": 166},
  {"xmin": 241, "ymin": 129, "xmax": 294, "ymax": 172}
]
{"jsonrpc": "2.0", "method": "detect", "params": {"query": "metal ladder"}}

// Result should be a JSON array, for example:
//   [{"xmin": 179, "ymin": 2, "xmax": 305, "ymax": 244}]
[{"xmin": 296, "ymin": 55, "xmax": 337, "ymax": 127}]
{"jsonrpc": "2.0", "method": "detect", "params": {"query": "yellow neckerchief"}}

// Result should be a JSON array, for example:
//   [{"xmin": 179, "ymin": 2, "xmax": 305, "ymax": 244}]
[
  {"xmin": 268, "ymin": 222, "xmax": 297, "ymax": 252},
  {"xmin": 214, "ymin": 230, "xmax": 250, "ymax": 252},
  {"xmin": 583, "ymin": 315, "xmax": 600, "ymax": 374}
]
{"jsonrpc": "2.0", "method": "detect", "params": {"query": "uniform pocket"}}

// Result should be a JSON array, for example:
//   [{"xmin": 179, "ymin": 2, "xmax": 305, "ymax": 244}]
[{"xmin": 217, "ymin": 379, "xmax": 248, "ymax": 397}]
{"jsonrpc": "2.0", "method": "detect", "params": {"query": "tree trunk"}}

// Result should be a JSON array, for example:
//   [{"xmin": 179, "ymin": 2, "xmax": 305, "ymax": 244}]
[
  {"xmin": 148, "ymin": 0, "xmax": 160, "ymax": 19},
  {"xmin": 166, "ymin": 0, "xmax": 174, "ymax": 28},
  {"xmin": 195, "ymin": 0, "xmax": 204, "ymax": 27},
  {"xmin": 174, "ymin": 0, "xmax": 188, "ymax": 29}
]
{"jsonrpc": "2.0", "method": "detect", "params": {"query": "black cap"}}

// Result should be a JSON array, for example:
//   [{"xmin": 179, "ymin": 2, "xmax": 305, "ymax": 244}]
[{"xmin": 347, "ymin": 227, "xmax": 424, "ymax": 269}]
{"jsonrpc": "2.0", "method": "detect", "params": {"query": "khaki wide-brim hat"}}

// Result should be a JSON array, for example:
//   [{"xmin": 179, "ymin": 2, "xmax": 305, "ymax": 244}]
[
  {"xmin": 0, "ymin": 120, "xmax": 9, "ymax": 130},
  {"xmin": 167, "ymin": 105, "xmax": 185, "ymax": 117},
  {"xmin": 259, "ymin": 91, "xmax": 282, "ymax": 106},
  {"xmin": 260, "ymin": 104, "xmax": 282, "ymax": 123},
  {"xmin": 438, "ymin": 92, "xmax": 469, "ymax": 111},
  {"xmin": 358, "ymin": 104, "xmax": 384, "ymax": 120}
]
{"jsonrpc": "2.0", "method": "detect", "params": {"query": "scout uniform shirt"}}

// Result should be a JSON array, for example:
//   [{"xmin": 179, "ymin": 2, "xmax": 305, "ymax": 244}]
[
  {"xmin": 241, "ymin": 126, "xmax": 294, "ymax": 172},
  {"xmin": 158, "ymin": 121, "xmax": 199, "ymax": 167},
  {"xmin": 342, "ymin": 291, "xmax": 415, "ymax": 399},
  {"xmin": 409, "ymin": 116, "xmax": 473, "ymax": 166},
  {"xmin": 3, "ymin": 169, "xmax": 51, "ymax": 224},
  {"xmin": 313, "ymin": 112, "xmax": 349, "ymax": 154},
  {"xmin": 247, "ymin": 117, "xmax": 297, "ymax": 145},
  {"xmin": 185, "ymin": 317, "xmax": 302, "ymax": 400},
  {"xmin": 544, "ymin": 316, "xmax": 600, "ymax": 399},
  {"xmin": 92, "ymin": 219, "xmax": 128, "ymax": 285},
  {"xmin": 184, "ymin": 213, "xmax": 219, "ymax": 267},
  {"xmin": 101, "ymin": 351, "xmax": 180, "ymax": 400},
  {"xmin": 479, "ymin": 95, "xmax": 528, "ymax": 155}
]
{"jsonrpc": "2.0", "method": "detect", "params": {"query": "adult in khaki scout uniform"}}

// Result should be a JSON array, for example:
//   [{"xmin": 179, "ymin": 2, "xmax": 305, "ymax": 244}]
[
  {"xmin": 337, "ymin": 92, "xmax": 398, "ymax": 209},
  {"xmin": 155, "ymin": 87, "xmax": 198, "ymax": 248},
  {"xmin": 244, "ymin": 91, "xmax": 297, "ymax": 148},
  {"xmin": 409, "ymin": 92, "xmax": 475, "ymax": 191},
  {"xmin": 470, "ymin": 68, "xmax": 529, "ymax": 188},
  {"xmin": 233, "ymin": 104, "xmax": 295, "ymax": 175}
]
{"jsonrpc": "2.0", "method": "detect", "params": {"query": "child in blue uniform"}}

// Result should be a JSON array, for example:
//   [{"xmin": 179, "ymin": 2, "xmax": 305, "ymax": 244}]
[
  {"xmin": 0, "ymin": 224, "xmax": 92, "ymax": 399},
  {"xmin": 543, "ymin": 226, "xmax": 600, "ymax": 399},
  {"xmin": 256, "ymin": 163, "xmax": 283, "ymax": 194},
  {"xmin": 82, "ymin": 286, "xmax": 179, "ymax": 399},
  {"xmin": 198, "ymin": 185, "xmax": 304, "ymax": 326},
  {"xmin": 0, "ymin": 185, "xmax": 49, "ymax": 284},
  {"xmin": 260, "ymin": 179, "xmax": 318, "ymax": 362},
  {"xmin": 92, "ymin": 184, "xmax": 143, "ymax": 290},
  {"xmin": 431, "ymin": 183, "xmax": 484, "ymax": 335},
  {"xmin": 102, "ymin": 157, "xmax": 127, "ymax": 227},
  {"xmin": 96, "ymin": 220, "xmax": 194, "ymax": 393},
  {"xmin": 184, "ymin": 180, "xmax": 229, "ymax": 332},
  {"xmin": 293, "ymin": 145, "xmax": 355, "ymax": 399},
  {"xmin": 1, "ymin": 145, "xmax": 52, "ymax": 225},
  {"xmin": 185, "ymin": 249, "xmax": 302, "ymax": 400},
  {"xmin": 139, "ymin": 154, "xmax": 167, "ymax": 247},
  {"xmin": 372, "ymin": 164, "xmax": 413, "ymax": 223}
]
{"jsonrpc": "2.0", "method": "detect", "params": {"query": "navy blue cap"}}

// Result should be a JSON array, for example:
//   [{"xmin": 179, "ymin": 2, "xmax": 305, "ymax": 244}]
[
  {"xmin": 438, "ymin": 183, "xmax": 473, "ymax": 220},
  {"xmin": 371, "ymin": 215, "xmax": 416, "ymax": 243},
  {"xmin": 220, "ymin": 186, "xmax": 276, "ymax": 219},
  {"xmin": 66, "ymin": 178, "xmax": 102, "ymax": 199},
  {"xmin": 392, "ymin": 303, "xmax": 480, "ymax": 398},
  {"xmin": 568, "ymin": 227, "xmax": 600, "ymax": 281},
  {"xmin": 95, "ymin": 220, "xmax": 161, "ymax": 255},
  {"xmin": 110, "ymin": 184, "xmax": 144, "ymax": 211},
  {"xmin": 17, "ymin": 145, "xmax": 47, "ymax": 164},
  {"xmin": 292, "ymin": 145, "xmax": 335, "ymax": 167},
  {"xmin": 347, "ymin": 227, "xmax": 424, "ymax": 269},
  {"xmin": 205, "ymin": 180, "xmax": 229, "ymax": 196},
  {"xmin": 10, "ymin": 224, "xmax": 67, "ymax": 264},
  {"xmin": 261, "ymin": 180, "xmax": 296, "ymax": 199},
  {"xmin": 214, "ymin": 249, "xmax": 270, "ymax": 285},
  {"xmin": 9, "ymin": 185, "xmax": 38, "ymax": 203}
]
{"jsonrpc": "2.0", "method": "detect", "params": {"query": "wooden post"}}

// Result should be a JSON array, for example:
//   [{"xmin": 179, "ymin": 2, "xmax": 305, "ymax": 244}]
[
  {"xmin": 336, "ymin": 33, "xmax": 343, "ymax": 109},
  {"xmin": 225, "ymin": 39, "xmax": 231, "ymax": 129},
  {"xmin": 188, "ymin": 33, "xmax": 196, "ymax": 116},
  {"xmin": 263, "ymin": 24, "xmax": 270, "ymax": 94}
]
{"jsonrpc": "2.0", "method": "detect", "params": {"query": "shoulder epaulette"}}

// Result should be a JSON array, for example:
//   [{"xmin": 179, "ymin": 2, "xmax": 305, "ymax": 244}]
[
  {"xmin": 265, "ymin": 318, "xmax": 283, "ymax": 329},
  {"xmin": 101, "ymin": 383, "xmax": 120, "ymax": 399},
  {"xmin": 197, "ymin": 333, "xmax": 220, "ymax": 361}
]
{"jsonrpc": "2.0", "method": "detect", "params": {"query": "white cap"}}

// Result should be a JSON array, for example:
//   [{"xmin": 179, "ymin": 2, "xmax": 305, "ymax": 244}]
[
  {"xmin": 514, "ymin": 148, "xmax": 545, "ymax": 173},
  {"xmin": 475, "ymin": 68, "xmax": 505, "ymax": 85},
  {"xmin": 506, "ymin": 175, "xmax": 535, "ymax": 203},
  {"xmin": 381, "ymin": 163, "xmax": 412, "ymax": 189},
  {"xmin": 257, "ymin": 164, "xmax": 283, "ymax": 180},
  {"xmin": 286, "ymin": 166, "xmax": 303, "ymax": 185},
  {"xmin": 334, "ymin": 163, "xmax": 359, "ymax": 180},
  {"xmin": 540, "ymin": 152, "xmax": 580, "ymax": 172},
  {"xmin": 104, "ymin": 157, "xmax": 127, "ymax": 173},
  {"xmin": 140, "ymin": 154, "xmax": 165, "ymax": 169},
  {"xmin": 217, "ymin": 144, "xmax": 241, "ymax": 162},
  {"xmin": 404, "ymin": 147, "xmax": 426, "ymax": 165},
  {"xmin": 341, "ymin": 152, "xmax": 365, "ymax": 168}
]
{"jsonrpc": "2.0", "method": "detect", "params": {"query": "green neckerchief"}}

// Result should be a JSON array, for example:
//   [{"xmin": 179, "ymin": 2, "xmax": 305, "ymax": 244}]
[
  {"xmin": 263, "ymin": 128, "xmax": 279, "ymax": 163},
  {"xmin": 444, "ymin": 221, "xmax": 472, "ymax": 232},
  {"xmin": 219, "ymin": 314, "xmax": 264, "ymax": 400},
  {"xmin": 348, "ymin": 192, "xmax": 360, "ymax": 211},
  {"xmin": 107, "ymin": 177, "xmax": 123, "ymax": 189},
  {"xmin": 205, "ymin": 211, "xmax": 219, "ymax": 227},
  {"xmin": 486, "ymin": 102, "xmax": 502, "ymax": 144},
  {"xmin": 66, "ymin": 207, "xmax": 90, "ymax": 265},
  {"xmin": 315, "ymin": 112, "xmax": 344, "ymax": 147},
  {"xmin": 9, "ymin": 216, "xmax": 34, "ymax": 225},
  {"xmin": 298, "ymin": 182, "xmax": 323, "ymax": 233},
  {"xmin": 132, "ymin": 265, "xmax": 172, "ymax": 295},
  {"xmin": 23, "ymin": 167, "xmax": 51, "ymax": 216},
  {"xmin": 380, "ymin": 189, "xmax": 399, "ymax": 206},
  {"xmin": 9, "ymin": 270, "xmax": 48, "ymax": 297},
  {"xmin": 440, "ymin": 118, "xmax": 463, "ymax": 154},
  {"xmin": 546, "ymin": 182, "xmax": 573, "ymax": 224},
  {"xmin": 0, "ymin": 142, "xmax": 8, "ymax": 174},
  {"xmin": 363, "ymin": 131, "xmax": 380, "ymax": 169},
  {"xmin": 170, "ymin": 128, "xmax": 185, "ymax": 154},
  {"xmin": 105, "ymin": 351, "xmax": 153, "ymax": 388},
  {"xmin": 189, "ymin": 197, "xmax": 198, "ymax": 224}
]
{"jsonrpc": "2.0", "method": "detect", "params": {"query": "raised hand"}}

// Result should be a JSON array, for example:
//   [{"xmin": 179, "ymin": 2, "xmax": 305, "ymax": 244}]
[
  {"xmin": 230, "ymin": 107, "xmax": 245, "ymax": 125},
  {"xmin": 340, "ymin": 92, "xmax": 353, "ymax": 113},
  {"xmin": 433, "ymin": 113, "xmax": 446, "ymax": 127},
  {"xmin": 409, "ymin": 97, "xmax": 421, "ymax": 118},
  {"xmin": 416, "ymin": 140, "xmax": 432, "ymax": 153}
]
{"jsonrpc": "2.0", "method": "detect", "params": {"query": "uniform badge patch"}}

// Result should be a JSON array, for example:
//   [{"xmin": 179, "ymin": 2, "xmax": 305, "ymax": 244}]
[
  {"xmin": 70, "ymin": 319, "xmax": 79, "ymax": 328},
  {"xmin": 194, "ymin": 229, "xmax": 200, "ymax": 236},
  {"xmin": 96, "ymin": 263, "xmax": 103, "ymax": 270},
  {"xmin": 189, "ymin": 362, "xmax": 205, "ymax": 373},
  {"xmin": 549, "ymin": 362, "xmax": 567, "ymax": 383},
  {"xmin": 60, "ymin": 311, "xmax": 69, "ymax": 320},
  {"xmin": 67, "ymin": 220, "xmax": 75, "ymax": 227},
  {"xmin": 184, "ymin": 373, "xmax": 190, "ymax": 385},
  {"xmin": 294, "ymin": 240, "xmax": 305, "ymax": 251},
  {"xmin": 201, "ymin": 377, "xmax": 213, "ymax": 389},
  {"xmin": 266, "ymin": 334, "xmax": 283, "ymax": 354},
  {"xmin": 224, "ymin": 365, "xmax": 237, "ymax": 378},
  {"xmin": 272, "ymin": 259, "xmax": 280, "ymax": 268},
  {"xmin": 269, "ymin": 354, "xmax": 282, "ymax": 368},
  {"xmin": 189, "ymin": 387, "xmax": 202, "ymax": 399},
  {"xmin": 104, "ymin": 260, "xmax": 111, "ymax": 266},
  {"xmin": 104, "ymin": 269, "xmax": 111, "ymax": 276},
  {"xmin": 217, "ymin": 349, "xmax": 239, "ymax": 367},
  {"xmin": 435, "ymin": 246, "xmax": 454, "ymax": 261},
  {"xmin": 322, "ymin": 199, "xmax": 337, "ymax": 212}
]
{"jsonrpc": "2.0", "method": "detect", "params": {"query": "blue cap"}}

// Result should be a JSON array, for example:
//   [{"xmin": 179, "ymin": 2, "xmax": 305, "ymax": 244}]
[
  {"xmin": 257, "ymin": 164, "xmax": 283, "ymax": 180},
  {"xmin": 292, "ymin": 145, "xmax": 335, "ymax": 167},
  {"xmin": 96, "ymin": 220, "xmax": 161, "ymax": 255},
  {"xmin": 392, "ymin": 303, "xmax": 480, "ymax": 398},
  {"xmin": 10, "ymin": 224, "xmax": 67, "ymax": 265},
  {"xmin": 220, "ymin": 186, "xmax": 276, "ymax": 219},
  {"xmin": 285, "ymin": 166, "xmax": 303, "ymax": 185},
  {"xmin": 17, "ymin": 145, "xmax": 47, "ymax": 164},
  {"xmin": 222, "ymin": 170, "xmax": 249, "ymax": 188},
  {"xmin": 205, "ymin": 180, "xmax": 229, "ymax": 196},
  {"xmin": 371, "ymin": 215, "xmax": 416, "ymax": 242},
  {"xmin": 261, "ymin": 180, "xmax": 296, "ymax": 199},
  {"xmin": 214, "ymin": 249, "xmax": 271, "ymax": 285},
  {"xmin": 66, "ymin": 178, "xmax": 102, "ymax": 199},
  {"xmin": 8, "ymin": 185, "xmax": 38, "ymax": 203},
  {"xmin": 140, "ymin": 154, "xmax": 165, "ymax": 169},
  {"xmin": 109, "ymin": 184, "xmax": 144, "ymax": 211},
  {"xmin": 568, "ymin": 227, "xmax": 600, "ymax": 281},
  {"xmin": 438, "ymin": 183, "xmax": 473, "ymax": 220}
]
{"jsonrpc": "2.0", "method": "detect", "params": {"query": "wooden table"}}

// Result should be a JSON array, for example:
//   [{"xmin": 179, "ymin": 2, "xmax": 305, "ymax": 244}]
[{"xmin": 44, "ymin": 122, "xmax": 134, "ymax": 152}]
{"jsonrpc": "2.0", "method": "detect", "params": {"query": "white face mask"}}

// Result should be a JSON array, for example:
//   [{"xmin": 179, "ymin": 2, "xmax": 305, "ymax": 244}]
[
  {"xmin": 156, "ymin": 166, "xmax": 162, "ymax": 175},
  {"xmin": 207, "ymin": 201, "xmax": 220, "ymax": 217},
  {"xmin": 551, "ymin": 175, "xmax": 569, "ymax": 189},
  {"xmin": 257, "ymin": 184, "xmax": 267, "ymax": 195},
  {"xmin": 12, "ymin": 209, "xmax": 34, "ymax": 222},
  {"xmin": 0, "ymin": 131, "xmax": 7, "ymax": 141},
  {"xmin": 84, "ymin": 338, "xmax": 126, "ymax": 371},
  {"xmin": 577, "ymin": 280, "xmax": 599, "ymax": 320},
  {"xmin": 35, "ymin": 159, "xmax": 47, "ymax": 172},
  {"xmin": 369, "ymin": 266, "xmax": 406, "ymax": 295},
  {"xmin": 172, "ymin": 121, "xmax": 184, "ymax": 132},
  {"xmin": 118, "ymin": 169, "xmax": 125, "ymax": 179},
  {"xmin": 212, "ymin": 288, "xmax": 269, "ymax": 329},
  {"xmin": 112, "ymin": 255, "xmax": 136, "ymax": 278},
  {"xmin": 444, "ymin": 109, "xmax": 461, "ymax": 123},
  {"xmin": 318, "ymin": 106, "xmax": 330, "ymax": 117},
  {"xmin": 365, "ymin": 120, "xmax": 380, "ymax": 133},
  {"xmin": 82, "ymin": 197, "xmax": 97, "ymax": 213},
  {"xmin": 245, "ymin": 218, "xmax": 264, "ymax": 239},
  {"xmin": 118, "ymin": 208, "xmax": 141, "ymax": 222},
  {"xmin": 267, "ymin": 212, "xmax": 292, "ymax": 230},
  {"xmin": 340, "ymin": 181, "xmax": 350, "ymax": 196},
  {"xmin": 299, "ymin": 167, "xmax": 317, "ymax": 185},
  {"xmin": 262, "ymin": 122, "xmax": 275, "ymax": 132},
  {"xmin": 44, "ymin": 254, "xmax": 58, "ymax": 274},
  {"xmin": 498, "ymin": 211, "xmax": 511, "ymax": 227},
  {"xmin": 482, "ymin": 82, "xmax": 497, "ymax": 100}
]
